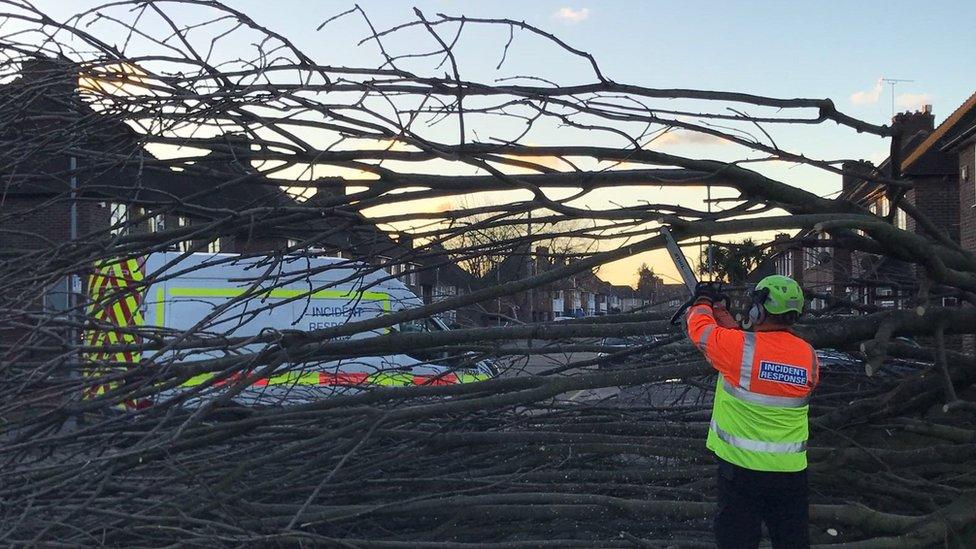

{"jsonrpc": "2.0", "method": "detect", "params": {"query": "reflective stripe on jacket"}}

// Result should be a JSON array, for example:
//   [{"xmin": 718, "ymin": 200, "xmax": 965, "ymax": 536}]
[{"xmin": 687, "ymin": 302, "xmax": 819, "ymax": 472}]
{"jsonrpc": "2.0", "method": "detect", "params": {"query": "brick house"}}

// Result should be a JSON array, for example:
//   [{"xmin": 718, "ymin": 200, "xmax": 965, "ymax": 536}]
[
  {"xmin": 944, "ymin": 114, "xmax": 976, "ymax": 256},
  {"xmin": 393, "ymin": 236, "xmax": 479, "ymax": 327},
  {"xmin": 955, "ymin": 135, "xmax": 975, "ymax": 252},
  {"xmin": 638, "ymin": 271, "xmax": 688, "ymax": 314},
  {"xmin": 609, "ymin": 285, "xmax": 648, "ymax": 314},
  {"xmin": 477, "ymin": 245, "xmax": 623, "ymax": 324},
  {"xmin": 941, "ymin": 97, "xmax": 976, "ymax": 352},
  {"xmin": 756, "ymin": 96, "xmax": 976, "ymax": 311},
  {"xmin": 414, "ymin": 246, "xmax": 480, "ymax": 327}
]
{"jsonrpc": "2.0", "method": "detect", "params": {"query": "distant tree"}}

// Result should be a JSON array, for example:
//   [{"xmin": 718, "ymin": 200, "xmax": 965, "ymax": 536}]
[
  {"xmin": 442, "ymin": 197, "xmax": 592, "ymax": 279},
  {"xmin": 699, "ymin": 238, "xmax": 770, "ymax": 284},
  {"xmin": 636, "ymin": 262, "xmax": 659, "ymax": 298}
]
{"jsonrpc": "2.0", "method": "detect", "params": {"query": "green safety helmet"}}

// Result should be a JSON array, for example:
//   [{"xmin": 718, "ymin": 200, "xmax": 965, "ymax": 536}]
[{"xmin": 755, "ymin": 275, "xmax": 804, "ymax": 315}]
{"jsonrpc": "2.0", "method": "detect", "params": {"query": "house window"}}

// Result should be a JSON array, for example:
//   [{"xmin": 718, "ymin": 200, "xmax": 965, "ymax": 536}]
[
  {"xmin": 403, "ymin": 268, "xmax": 418, "ymax": 287},
  {"xmin": 148, "ymin": 213, "xmax": 165, "ymax": 233},
  {"xmin": 43, "ymin": 276, "xmax": 71, "ymax": 314},
  {"xmin": 173, "ymin": 217, "xmax": 190, "ymax": 252},
  {"xmin": 802, "ymin": 234, "xmax": 829, "ymax": 270},
  {"xmin": 875, "ymin": 192, "xmax": 907, "ymax": 230},
  {"xmin": 943, "ymin": 296, "xmax": 959, "ymax": 307},
  {"xmin": 875, "ymin": 287, "xmax": 893, "ymax": 297},
  {"xmin": 774, "ymin": 250, "xmax": 794, "ymax": 277},
  {"xmin": 207, "ymin": 239, "xmax": 221, "ymax": 253},
  {"xmin": 388, "ymin": 263, "xmax": 417, "ymax": 286},
  {"xmin": 109, "ymin": 203, "xmax": 128, "ymax": 236},
  {"xmin": 877, "ymin": 195, "xmax": 890, "ymax": 218},
  {"xmin": 802, "ymin": 249, "xmax": 813, "ymax": 270}
]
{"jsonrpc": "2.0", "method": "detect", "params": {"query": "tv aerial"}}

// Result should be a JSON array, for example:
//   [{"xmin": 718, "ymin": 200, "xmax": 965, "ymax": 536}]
[{"xmin": 882, "ymin": 78, "xmax": 914, "ymax": 117}]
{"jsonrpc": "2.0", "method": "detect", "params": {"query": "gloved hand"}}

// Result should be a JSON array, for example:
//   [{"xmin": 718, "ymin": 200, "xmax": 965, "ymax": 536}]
[
  {"xmin": 712, "ymin": 300, "xmax": 739, "ymax": 328},
  {"xmin": 693, "ymin": 281, "xmax": 729, "ymax": 307}
]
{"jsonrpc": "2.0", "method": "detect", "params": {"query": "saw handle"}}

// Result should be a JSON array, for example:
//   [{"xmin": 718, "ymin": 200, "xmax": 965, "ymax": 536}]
[{"xmin": 670, "ymin": 282, "xmax": 731, "ymax": 326}]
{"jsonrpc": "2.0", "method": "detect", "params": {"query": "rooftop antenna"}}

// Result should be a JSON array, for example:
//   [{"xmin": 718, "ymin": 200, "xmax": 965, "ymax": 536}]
[{"xmin": 882, "ymin": 78, "xmax": 914, "ymax": 118}]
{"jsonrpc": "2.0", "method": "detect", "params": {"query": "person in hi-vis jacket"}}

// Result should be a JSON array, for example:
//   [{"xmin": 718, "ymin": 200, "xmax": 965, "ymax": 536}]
[{"xmin": 686, "ymin": 275, "xmax": 818, "ymax": 549}]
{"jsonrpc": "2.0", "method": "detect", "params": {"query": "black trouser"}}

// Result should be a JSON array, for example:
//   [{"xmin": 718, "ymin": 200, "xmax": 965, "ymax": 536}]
[{"xmin": 715, "ymin": 457, "xmax": 809, "ymax": 549}]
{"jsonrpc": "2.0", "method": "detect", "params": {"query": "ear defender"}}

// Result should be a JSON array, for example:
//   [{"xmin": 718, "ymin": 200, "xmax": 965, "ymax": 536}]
[{"xmin": 748, "ymin": 287, "xmax": 770, "ymax": 326}]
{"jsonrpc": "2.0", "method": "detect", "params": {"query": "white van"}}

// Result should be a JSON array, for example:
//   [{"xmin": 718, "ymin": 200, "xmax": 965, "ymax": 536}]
[{"xmin": 84, "ymin": 252, "xmax": 493, "ymax": 408}]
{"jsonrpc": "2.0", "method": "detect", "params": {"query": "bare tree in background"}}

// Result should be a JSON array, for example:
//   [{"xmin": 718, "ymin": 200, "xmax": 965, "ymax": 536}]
[
  {"xmin": 0, "ymin": 2, "xmax": 973, "ymax": 547},
  {"xmin": 443, "ymin": 197, "xmax": 595, "ymax": 279}
]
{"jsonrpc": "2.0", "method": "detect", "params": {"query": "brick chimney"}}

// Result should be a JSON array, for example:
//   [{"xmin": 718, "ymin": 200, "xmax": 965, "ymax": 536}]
[
  {"xmin": 203, "ymin": 133, "xmax": 256, "ymax": 175},
  {"xmin": 841, "ymin": 159, "xmax": 876, "ymax": 198},
  {"xmin": 397, "ymin": 233, "xmax": 414, "ymax": 250},
  {"xmin": 16, "ymin": 57, "xmax": 78, "ymax": 120},
  {"xmin": 772, "ymin": 233, "xmax": 790, "ymax": 253},
  {"xmin": 535, "ymin": 246, "xmax": 550, "ymax": 273},
  {"xmin": 892, "ymin": 105, "xmax": 935, "ymax": 140}
]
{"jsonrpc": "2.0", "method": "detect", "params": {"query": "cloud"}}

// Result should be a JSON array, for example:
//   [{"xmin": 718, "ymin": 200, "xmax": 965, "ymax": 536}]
[
  {"xmin": 497, "ymin": 142, "xmax": 573, "ymax": 173},
  {"xmin": 896, "ymin": 92, "xmax": 933, "ymax": 111},
  {"xmin": 867, "ymin": 149, "xmax": 890, "ymax": 166},
  {"xmin": 504, "ymin": 153, "xmax": 569, "ymax": 171},
  {"xmin": 850, "ymin": 78, "xmax": 883, "ymax": 105},
  {"xmin": 553, "ymin": 7, "xmax": 590, "ymax": 24},
  {"xmin": 652, "ymin": 130, "xmax": 728, "ymax": 147}
]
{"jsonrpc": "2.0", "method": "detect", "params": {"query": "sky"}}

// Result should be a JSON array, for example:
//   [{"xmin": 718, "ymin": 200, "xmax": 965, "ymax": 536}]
[{"xmin": 29, "ymin": 0, "xmax": 976, "ymax": 286}]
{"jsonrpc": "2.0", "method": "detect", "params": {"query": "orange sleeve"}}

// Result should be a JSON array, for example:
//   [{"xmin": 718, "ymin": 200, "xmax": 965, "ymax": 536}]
[
  {"xmin": 686, "ymin": 301, "xmax": 745, "ymax": 381},
  {"xmin": 810, "ymin": 344, "xmax": 820, "ymax": 388}
]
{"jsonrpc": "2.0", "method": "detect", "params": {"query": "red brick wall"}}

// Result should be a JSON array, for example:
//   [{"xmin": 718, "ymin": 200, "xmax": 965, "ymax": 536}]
[
  {"xmin": 0, "ymin": 196, "xmax": 111, "ymax": 351},
  {"xmin": 960, "ymin": 143, "xmax": 976, "ymax": 254},
  {"xmin": 959, "ymin": 143, "xmax": 976, "ymax": 355},
  {"xmin": 1, "ymin": 196, "xmax": 69, "ymax": 250},
  {"xmin": 907, "ymin": 175, "xmax": 961, "ymax": 243},
  {"xmin": 0, "ymin": 196, "xmax": 112, "ymax": 251}
]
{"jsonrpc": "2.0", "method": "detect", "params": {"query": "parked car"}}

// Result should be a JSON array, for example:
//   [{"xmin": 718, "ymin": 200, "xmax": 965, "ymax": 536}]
[{"xmin": 597, "ymin": 335, "xmax": 664, "ymax": 365}]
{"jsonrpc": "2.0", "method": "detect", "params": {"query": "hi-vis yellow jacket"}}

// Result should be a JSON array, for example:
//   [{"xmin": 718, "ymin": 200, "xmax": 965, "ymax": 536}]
[{"xmin": 687, "ymin": 301, "xmax": 819, "ymax": 472}]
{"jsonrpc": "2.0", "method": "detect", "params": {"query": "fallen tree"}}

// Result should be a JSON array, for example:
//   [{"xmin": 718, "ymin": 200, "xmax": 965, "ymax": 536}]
[{"xmin": 0, "ymin": 1, "xmax": 973, "ymax": 547}]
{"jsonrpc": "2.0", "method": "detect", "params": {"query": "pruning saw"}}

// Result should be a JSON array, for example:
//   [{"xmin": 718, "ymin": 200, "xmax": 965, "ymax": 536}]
[
  {"xmin": 660, "ymin": 226, "xmax": 700, "ymax": 325},
  {"xmin": 661, "ymin": 226, "xmax": 743, "ymax": 328},
  {"xmin": 660, "ymin": 226, "xmax": 698, "ymax": 295}
]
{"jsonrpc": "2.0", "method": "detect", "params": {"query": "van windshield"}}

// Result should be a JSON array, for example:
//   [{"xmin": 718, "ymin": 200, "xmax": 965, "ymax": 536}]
[
  {"xmin": 393, "ymin": 318, "xmax": 452, "ymax": 365},
  {"xmin": 397, "ymin": 318, "xmax": 443, "ymax": 334}
]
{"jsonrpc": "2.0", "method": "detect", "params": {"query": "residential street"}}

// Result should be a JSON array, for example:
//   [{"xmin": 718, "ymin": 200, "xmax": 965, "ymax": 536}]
[{"xmin": 495, "ymin": 339, "xmax": 620, "ymax": 402}]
